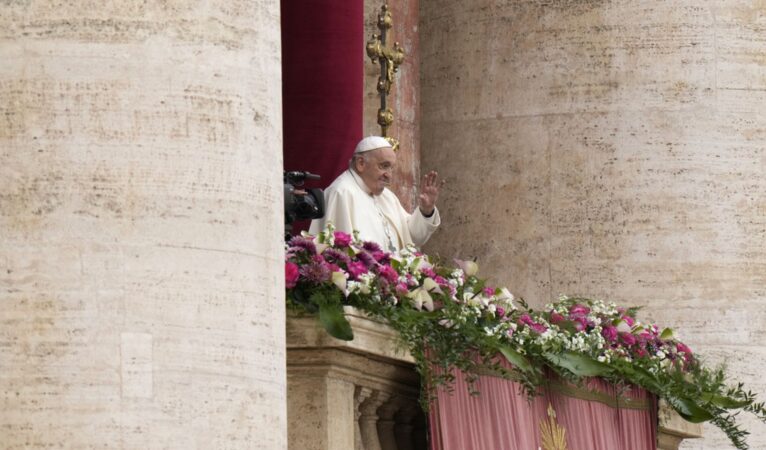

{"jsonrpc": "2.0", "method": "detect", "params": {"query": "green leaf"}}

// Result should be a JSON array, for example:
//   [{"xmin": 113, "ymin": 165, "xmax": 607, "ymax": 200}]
[
  {"xmin": 499, "ymin": 345, "xmax": 535, "ymax": 374},
  {"xmin": 318, "ymin": 303, "xmax": 354, "ymax": 341},
  {"xmin": 543, "ymin": 352, "xmax": 611, "ymax": 377},
  {"xmin": 660, "ymin": 327, "xmax": 674, "ymax": 340},
  {"xmin": 665, "ymin": 395, "xmax": 715, "ymax": 423},
  {"xmin": 701, "ymin": 393, "xmax": 751, "ymax": 409},
  {"xmin": 618, "ymin": 365, "xmax": 663, "ymax": 393}
]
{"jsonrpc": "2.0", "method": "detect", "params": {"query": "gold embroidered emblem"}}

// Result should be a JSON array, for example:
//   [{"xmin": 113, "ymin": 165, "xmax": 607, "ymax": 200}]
[{"xmin": 540, "ymin": 403, "xmax": 568, "ymax": 450}]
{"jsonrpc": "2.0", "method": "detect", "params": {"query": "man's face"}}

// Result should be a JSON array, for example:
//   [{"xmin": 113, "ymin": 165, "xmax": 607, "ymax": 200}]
[{"xmin": 356, "ymin": 147, "xmax": 396, "ymax": 195}]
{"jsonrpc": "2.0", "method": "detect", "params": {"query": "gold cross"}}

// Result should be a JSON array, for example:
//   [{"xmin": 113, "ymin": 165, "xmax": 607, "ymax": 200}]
[{"xmin": 366, "ymin": 2, "xmax": 404, "ymax": 150}]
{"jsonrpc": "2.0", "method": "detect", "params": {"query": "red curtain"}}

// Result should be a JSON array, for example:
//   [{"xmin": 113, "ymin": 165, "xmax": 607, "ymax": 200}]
[
  {"xmin": 281, "ymin": 0, "xmax": 364, "ymax": 233},
  {"xmin": 429, "ymin": 364, "xmax": 657, "ymax": 450}
]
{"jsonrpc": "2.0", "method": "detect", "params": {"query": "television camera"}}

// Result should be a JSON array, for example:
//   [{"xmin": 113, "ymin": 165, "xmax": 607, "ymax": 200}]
[{"xmin": 284, "ymin": 171, "xmax": 324, "ymax": 239}]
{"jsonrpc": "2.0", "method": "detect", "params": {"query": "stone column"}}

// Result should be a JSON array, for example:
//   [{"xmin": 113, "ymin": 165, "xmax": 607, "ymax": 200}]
[
  {"xmin": 421, "ymin": 1, "xmax": 766, "ymax": 448},
  {"xmin": 0, "ymin": 1, "xmax": 285, "ymax": 448}
]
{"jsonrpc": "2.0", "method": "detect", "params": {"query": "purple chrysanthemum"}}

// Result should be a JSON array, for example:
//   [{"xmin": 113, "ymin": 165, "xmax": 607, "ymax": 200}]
[
  {"xmin": 299, "ymin": 261, "xmax": 331, "ymax": 283},
  {"xmin": 372, "ymin": 251, "xmax": 390, "ymax": 264},
  {"xmin": 362, "ymin": 241, "xmax": 381, "ymax": 252},
  {"xmin": 288, "ymin": 236, "xmax": 317, "ymax": 255},
  {"xmin": 323, "ymin": 248, "xmax": 351, "ymax": 267},
  {"xmin": 356, "ymin": 251, "xmax": 377, "ymax": 268}
]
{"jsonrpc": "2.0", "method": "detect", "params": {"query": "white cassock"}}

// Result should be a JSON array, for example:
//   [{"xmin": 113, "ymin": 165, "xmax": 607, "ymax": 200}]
[{"xmin": 309, "ymin": 169, "xmax": 440, "ymax": 252}]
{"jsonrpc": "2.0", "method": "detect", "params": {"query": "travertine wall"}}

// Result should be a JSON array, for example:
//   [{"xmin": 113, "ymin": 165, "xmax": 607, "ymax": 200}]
[
  {"xmin": 0, "ymin": 1, "xmax": 285, "ymax": 448},
  {"xmin": 421, "ymin": 1, "xmax": 766, "ymax": 448}
]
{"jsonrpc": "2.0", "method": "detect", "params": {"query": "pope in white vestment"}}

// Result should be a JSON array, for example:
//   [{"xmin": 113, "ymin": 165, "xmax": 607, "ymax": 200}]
[{"xmin": 310, "ymin": 136, "xmax": 442, "ymax": 252}]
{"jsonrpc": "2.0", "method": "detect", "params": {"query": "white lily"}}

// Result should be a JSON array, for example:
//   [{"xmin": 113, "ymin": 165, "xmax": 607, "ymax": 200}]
[
  {"xmin": 415, "ymin": 257, "xmax": 432, "ymax": 272},
  {"xmin": 454, "ymin": 258, "xmax": 479, "ymax": 277},
  {"xmin": 407, "ymin": 288, "xmax": 434, "ymax": 311},
  {"xmin": 616, "ymin": 320, "xmax": 632, "ymax": 333},
  {"xmin": 406, "ymin": 277, "xmax": 442, "ymax": 311},
  {"xmin": 422, "ymin": 277, "xmax": 443, "ymax": 294},
  {"xmin": 331, "ymin": 271, "xmax": 348, "ymax": 296},
  {"xmin": 496, "ymin": 287, "xmax": 515, "ymax": 302}
]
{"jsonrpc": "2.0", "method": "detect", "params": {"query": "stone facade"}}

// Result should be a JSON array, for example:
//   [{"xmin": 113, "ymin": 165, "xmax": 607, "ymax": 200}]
[
  {"xmin": 0, "ymin": 1, "xmax": 285, "ymax": 448},
  {"xmin": 420, "ymin": 1, "xmax": 766, "ymax": 448}
]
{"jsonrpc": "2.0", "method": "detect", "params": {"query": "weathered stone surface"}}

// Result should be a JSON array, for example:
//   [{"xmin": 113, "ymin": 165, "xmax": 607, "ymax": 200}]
[
  {"xmin": 0, "ymin": 1, "xmax": 285, "ymax": 448},
  {"xmin": 421, "ymin": 1, "xmax": 766, "ymax": 448}
]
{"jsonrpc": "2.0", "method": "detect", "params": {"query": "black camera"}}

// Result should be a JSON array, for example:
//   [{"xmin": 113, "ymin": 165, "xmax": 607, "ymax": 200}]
[{"xmin": 284, "ymin": 171, "xmax": 325, "ymax": 237}]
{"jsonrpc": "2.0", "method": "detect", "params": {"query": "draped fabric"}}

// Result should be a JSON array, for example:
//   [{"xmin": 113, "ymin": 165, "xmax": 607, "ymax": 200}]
[
  {"xmin": 429, "ymin": 363, "xmax": 657, "ymax": 450},
  {"xmin": 281, "ymin": 0, "xmax": 364, "ymax": 234}
]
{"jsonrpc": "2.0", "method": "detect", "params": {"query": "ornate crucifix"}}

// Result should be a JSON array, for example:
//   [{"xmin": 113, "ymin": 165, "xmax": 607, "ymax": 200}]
[{"xmin": 366, "ymin": 2, "xmax": 405, "ymax": 150}]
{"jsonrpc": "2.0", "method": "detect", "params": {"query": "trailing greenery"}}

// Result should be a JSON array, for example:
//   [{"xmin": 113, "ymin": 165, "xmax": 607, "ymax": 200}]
[{"xmin": 285, "ymin": 226, "xmax": 766, "ymax": 449}]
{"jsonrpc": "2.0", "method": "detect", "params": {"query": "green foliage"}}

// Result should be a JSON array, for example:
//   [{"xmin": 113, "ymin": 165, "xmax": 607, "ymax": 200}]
[{"xmin": 285, "ymin": 231, "xmax": 766, "ymax": 449}]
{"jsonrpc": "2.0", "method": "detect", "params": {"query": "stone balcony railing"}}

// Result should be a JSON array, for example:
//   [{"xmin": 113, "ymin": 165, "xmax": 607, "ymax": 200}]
[{"xmin": 286, "ymin": 307, "xmax": 702, "ymax": 450}]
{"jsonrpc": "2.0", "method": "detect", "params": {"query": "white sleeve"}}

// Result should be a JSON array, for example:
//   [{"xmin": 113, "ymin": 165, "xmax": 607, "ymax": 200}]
[{"xmin": 406, "ymin": 207, "xmax": 441, "ymax": 247}]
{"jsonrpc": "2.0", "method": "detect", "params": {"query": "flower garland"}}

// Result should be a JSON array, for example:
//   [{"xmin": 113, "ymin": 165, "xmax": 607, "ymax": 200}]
[{"xmin": 285, "ymin": 226, "xmax": 766, "ymax": 449}]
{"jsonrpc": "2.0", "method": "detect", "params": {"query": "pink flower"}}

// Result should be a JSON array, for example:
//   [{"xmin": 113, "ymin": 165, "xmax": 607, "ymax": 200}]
[
  {"xmin": 496, "ymin": 307, "xmax": 506, "ymax": 317},
  {"xmin": 620, "ymin": 332, "xmax": 637, "ymax": 346},
  {"xmin": 347, "ymin": 261, "xmax": 368, "ymax": 280},
  {"xmin": 622, "ymin": 316, "xmax": 635, "ymax": 327},
  {"xmin": 483, "ymin": 286, "xmax": 495, "ymax": 297},
  {"xmin": 519, "ymin": 314, "xmax": 534, "ymax": 326},
  {"xmin": 549, "ymin": 312, "xmax": 566, "ymax": 325},
  {"xmin": 638, "ymin": 331, "xmax": 654, "ymax": 346},
  {"xmin": 519, "ymin": 314, "xmax": 548, "ymax": 334},
  {"xmin": 636, "ymin": 348, "xmax": 648, "ymax": 358},
  {"xmin": 569, "ymin": 304, "xmax": 590, "ymax": 316},
  {"xmin": 676, "ymin": 342, "xmax": 692, "ymax": 355},
  {"xmin": 421, "ymin": 267, "xmax": 437, "ymax": 278},
  {"xmin": 676, "ymin": 342, "xmax": 693, "ymax": 362},
  {"xmin": 378, "ymin": 265, "xmax": 399, "ymax": 284},
  {"xmin": 285, "ymin": 262, "xmax": 300, "ymax": 288},
  {"xmin": 601, "ymin": 325, "xmax": 618, "ymax": 343},
  {"xmin": 433, "ymin": 275, "xmax": 449, "ymax": 287},
  {"xmin": 333, "ymin": 231, "xmax": 352, "ymax": 247},
  {"xmin": 395, "ymin": 282, "xmax": 409, "ymax": 296},
  {"xmin": 574, "ymin": 316, "xmax": 591, "ymax": 331}
]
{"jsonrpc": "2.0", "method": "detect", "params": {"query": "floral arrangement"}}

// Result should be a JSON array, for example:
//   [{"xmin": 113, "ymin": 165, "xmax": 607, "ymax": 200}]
[{"xmin": 285, "ymin": 225, "xmax": 766, "ymax": 449}]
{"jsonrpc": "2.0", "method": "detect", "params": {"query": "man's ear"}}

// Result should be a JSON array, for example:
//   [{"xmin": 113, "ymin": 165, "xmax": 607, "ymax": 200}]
[{"xmin": 354, "ymin": 155, "xmax": 367, "ymax": 173}]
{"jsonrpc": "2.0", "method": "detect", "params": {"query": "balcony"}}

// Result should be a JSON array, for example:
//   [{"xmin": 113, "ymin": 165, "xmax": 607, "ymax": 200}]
[{"xmin": 286, "ymin": 307, "xmax": 702, "ymax": 450}]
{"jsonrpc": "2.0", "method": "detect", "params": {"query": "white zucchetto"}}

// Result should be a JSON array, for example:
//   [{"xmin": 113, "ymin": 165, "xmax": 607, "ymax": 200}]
[{"xmin": 353, "ymin": 136, "xmax": 392, "ymax": 154}]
